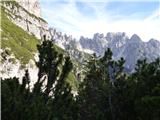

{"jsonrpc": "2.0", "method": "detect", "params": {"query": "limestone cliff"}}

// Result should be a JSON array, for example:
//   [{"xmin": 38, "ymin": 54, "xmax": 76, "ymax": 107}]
[
  {"xmin": 16, "ymin": 0, "xmax": 41, "ymax": 17},
  {"xmin": 1, "ymin": 0, "xmax": 49, "ymax": 39}
]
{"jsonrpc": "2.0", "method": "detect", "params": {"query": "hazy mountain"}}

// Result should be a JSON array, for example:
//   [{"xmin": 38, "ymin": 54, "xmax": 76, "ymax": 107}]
[{"xmin": 79, "ymin": 32, "xmax": 160, "ymax": 72}]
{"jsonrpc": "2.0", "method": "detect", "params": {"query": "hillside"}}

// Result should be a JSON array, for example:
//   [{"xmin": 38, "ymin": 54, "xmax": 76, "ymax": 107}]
[
  {"xmin": 0, "ymin": 2, "xmax": 78, "ymax": 90},
  {"xmin": 0, "ymin": 1, "xmax": 49, "ymax": 39},
  {"xmin": 1, "ymin": 6, "xmax": 40, "ymax": 65}
]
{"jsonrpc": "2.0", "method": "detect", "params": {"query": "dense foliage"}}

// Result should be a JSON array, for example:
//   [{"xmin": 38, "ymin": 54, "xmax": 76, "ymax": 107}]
[{"xmin": 2, "ymin": 41, "xmax": 160, "ymax": 120}]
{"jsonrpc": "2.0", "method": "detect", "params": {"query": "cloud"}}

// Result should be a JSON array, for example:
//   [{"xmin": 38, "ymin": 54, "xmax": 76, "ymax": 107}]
[{"xmin": 40, "ymin": 0, "xmax": 160, "ymax": 41}]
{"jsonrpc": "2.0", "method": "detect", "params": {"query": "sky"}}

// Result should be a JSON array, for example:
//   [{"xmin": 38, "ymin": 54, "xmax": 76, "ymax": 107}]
[{"xmin": 39, "ymin": 0, "xmax": 160, "ymax": 41}]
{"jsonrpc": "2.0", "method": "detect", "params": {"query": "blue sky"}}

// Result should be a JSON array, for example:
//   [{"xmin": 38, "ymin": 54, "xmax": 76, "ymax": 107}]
[{"xmin": 39, "ymin": 0, "xmax": 160, "ymax": 41}]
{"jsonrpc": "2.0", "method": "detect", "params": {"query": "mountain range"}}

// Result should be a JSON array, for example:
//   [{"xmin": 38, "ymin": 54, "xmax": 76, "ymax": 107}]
[
  {"xmin": 79, "ymin": 32, "xmax": 160, "ymax": 72},
  {"xmin": 1, "ymin": 0, "xmax": 160, "ymax": 83}
]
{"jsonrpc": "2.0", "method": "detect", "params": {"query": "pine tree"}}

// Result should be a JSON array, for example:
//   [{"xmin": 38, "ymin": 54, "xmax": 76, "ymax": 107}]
[
  {"xmin": 77, "ymin": 52, "xmax": 105, "ymax": 120},
  {"xmin": 77, "ymin": 48, "xmax": 130, "ymax": 120},
  {"xmin": 21, "ymin": 69, "xmax": 30, "ymax": 91},
  {"xmin": 52, "ymin": 56, "xmax": 77, "ymax": 120},
  {"xmin": 34, "ymin": 40, "xmax": 62, "ymax": 97},
  {"xmin": 33, "ymin": 38, "xmax": 76, "ymax": 120},
  {"xmin": 133, "ymin": 58, "xmax": 160, "ymax": 120}
]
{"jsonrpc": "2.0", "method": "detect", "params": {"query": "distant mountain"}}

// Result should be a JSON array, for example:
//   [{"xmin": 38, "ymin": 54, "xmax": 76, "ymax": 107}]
[{"xmin": 79, "ymin": 32, "xmax": 160, "ymax": 72}]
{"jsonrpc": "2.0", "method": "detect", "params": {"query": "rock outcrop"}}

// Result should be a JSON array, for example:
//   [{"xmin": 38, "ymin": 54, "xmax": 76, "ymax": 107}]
[
  {"xmin": 16, "ymin": 0, "xmax": 41, "ymax": 17},
  {"xmin": 0, "ymin": 48, "xmax": 38, "ymax": 88},
  {"xmin": 1, "ymin": 0, "xmax": 49, "ymax": 39}
]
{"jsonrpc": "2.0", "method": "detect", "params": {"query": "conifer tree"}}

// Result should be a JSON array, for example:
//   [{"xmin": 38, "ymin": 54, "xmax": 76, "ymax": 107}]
[
  {"xmin": 133, "ymin": 58, "xmax": 160, "ymax": 120},
  {"xmin": 52, "ymin": 56, "xmax": 77, "ymax": 120},
  {"xmin": 33, "ymin": 38, "xmax": 76, "ymax": 120},
  {"xmin": 77, "ymin": 53, "xmax": 105, "ymax": 120},
  {"xmin": 21, "ymin": 69, "xmax": 30, "ymax": 91},
  {"xmin": 34, "ymin": 40, "xmax": 63, "ymax": 98},
  {"xmin": 77, "ymin": 48, "xmax": 129, "ymax": 120}
]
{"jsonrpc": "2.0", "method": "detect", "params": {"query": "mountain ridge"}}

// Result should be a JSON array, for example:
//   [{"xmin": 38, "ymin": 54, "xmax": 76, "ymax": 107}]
[
  {"xmin": 1, "ymin": 0, "xmax": 159, "ymax": 76},
  {"xmin": 79, "ymin": 32, "xmax": 160, "ymax": 72}
]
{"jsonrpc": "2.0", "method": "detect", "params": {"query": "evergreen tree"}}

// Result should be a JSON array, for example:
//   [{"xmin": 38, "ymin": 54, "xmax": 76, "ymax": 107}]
[
  {"xmin": 77, "ymin": 48, "xmax": 127, "ymax": 120},
  {"xmin": 21, "ymin": 69, "xmax": 30, "ymax": 91},
  {"xmin": 52, "ymin": 56, "xmax": 78, "ymax": 120},
  {"xmin": 33, "ymin": 39, "xmax": 76, "ymax": 120},
  {"xmin": 77, "ymin": 52, "xmax": 105, "ymax": 120},
  {"xmin": 133, "ymin": 58, "xmax": 160, "ymax": 120},
  {"xmin": 34, "ymin": 40, "xmax": 63, "ymax": 97}
]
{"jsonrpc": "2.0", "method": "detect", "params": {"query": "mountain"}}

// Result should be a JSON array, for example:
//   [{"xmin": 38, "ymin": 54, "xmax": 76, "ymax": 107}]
[
  {"xmin": 1, "ymin": 0, "xmax": 159, "ymax": 88},
  {"xmin": 1, "ymin": 1, "xmax": 40, "ymax": 82},
  {"xmin": 79, "ymin": 32, "xmax": 160, "ymax": 72},
  {"xmin": 1, "ymin": 0, "xmax": 49, "ymax": 39},
  {"xmin": 0, "ymin": 0, "xmax": 84, "ymax": 90}
]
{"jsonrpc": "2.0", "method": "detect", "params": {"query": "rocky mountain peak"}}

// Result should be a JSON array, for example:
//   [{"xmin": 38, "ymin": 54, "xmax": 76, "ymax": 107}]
[
  {"xmin": 147, "ymin": 39, "xmax": 160, "ymax": 49},
  {"xmin": 93, "ymin": 33, "xmax": 104, "ymax": 39},
  {"xmin": 106, "ymin": 32, "xmax": 127, "ymax": 42},
  {"xmin": 130, "ymin": 34, "xmax": 142, "ymax": 43},
  {"xmin": 148, "ymin": 39, "xmax": 159, "ymax": 44},
  {"xmin": 106, "ymin": 32, "xmax": 126, "ymax": 37}
]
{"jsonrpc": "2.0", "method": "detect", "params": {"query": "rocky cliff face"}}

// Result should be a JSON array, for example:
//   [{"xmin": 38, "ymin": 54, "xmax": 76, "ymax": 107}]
[
  {"xmin": 16, "ymin": 0, "xmax": 41, "ymax": 17},
  {"xmin": 0, "ymin": 0, "xmax": 44, "ymax": 85},
  {"xmin": 0, "ymin": 49, "xmax": 38, "ymax": 88},
  {"xmin": 1, "ymin": 1, "xmax": 49, "ymax": 39},
  {"xmin": 49, "ymin": 28, "xmax": 91, "ymax": 64},
  {"xmin": 79, "ymin": 32, "xmax": 160, "ymax": 72}
]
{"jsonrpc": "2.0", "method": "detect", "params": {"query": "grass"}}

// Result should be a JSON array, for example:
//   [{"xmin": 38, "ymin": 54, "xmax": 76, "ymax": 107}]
[
  {"xmin": 67, "ymin": 71, "xmax": 78, "ymax": 91},
  {"xmin": 1, "ymin": 7, "xmax": 40, "ymax": 65}
]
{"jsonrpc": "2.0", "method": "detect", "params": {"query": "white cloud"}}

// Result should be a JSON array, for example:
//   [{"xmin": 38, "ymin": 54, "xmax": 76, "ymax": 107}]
[{"xmin": 41, "ymin": 1, "xmax": 160, "ymax": 41}]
